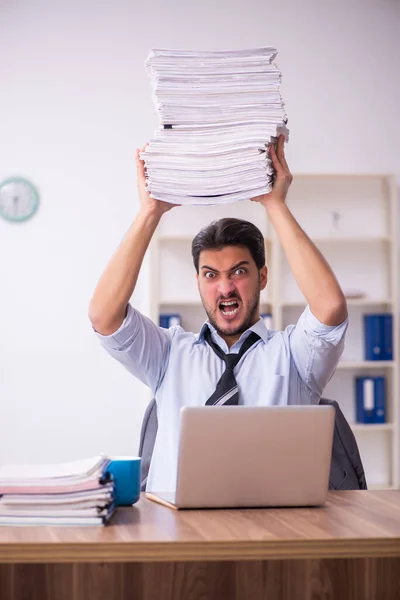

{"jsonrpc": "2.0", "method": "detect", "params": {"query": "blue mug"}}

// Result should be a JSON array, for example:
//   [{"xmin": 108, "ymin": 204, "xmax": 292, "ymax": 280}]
[{"xmin": 105, "ymin": 456, "xmax": 141, "ymax": 506}]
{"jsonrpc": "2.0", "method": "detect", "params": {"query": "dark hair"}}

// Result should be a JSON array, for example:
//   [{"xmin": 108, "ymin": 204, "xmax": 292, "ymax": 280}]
[{"xmin": 191, "ymin": 218, "xmax": 265, "ymax": 273}]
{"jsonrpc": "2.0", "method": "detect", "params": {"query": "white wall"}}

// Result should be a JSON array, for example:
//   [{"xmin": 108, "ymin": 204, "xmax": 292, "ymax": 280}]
[{"xmin": 1, "ymin": 0, "xmax": 399, "ymax": 464}]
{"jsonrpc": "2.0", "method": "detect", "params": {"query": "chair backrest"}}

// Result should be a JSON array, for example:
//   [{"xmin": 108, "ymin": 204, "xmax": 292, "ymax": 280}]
[
  {"xmin": 319, "ymin": 398, "xmax": 367, "ymax": 490},
  {"xmin": 138, "ymin": 399, "xmax": 158, "ymax": 491},
  {"xmin": 138, "ymin": 398, "xmax": 367, "ymax": 491}
]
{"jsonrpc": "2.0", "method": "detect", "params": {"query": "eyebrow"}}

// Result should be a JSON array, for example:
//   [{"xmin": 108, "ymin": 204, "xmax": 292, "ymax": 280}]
[{"xmin": 200, "ymin": 260, "xmax": 250, "ymax": 273}]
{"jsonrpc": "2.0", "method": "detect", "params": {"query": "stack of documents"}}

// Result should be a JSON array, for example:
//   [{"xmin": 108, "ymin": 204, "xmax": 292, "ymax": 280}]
[
  {"xmin": 0, "ymin": 455, "xmax": 115, "ymax": 526},
  {"xmin": 141, "ymin": 47, "xmax": 289, "ymax": 205}
]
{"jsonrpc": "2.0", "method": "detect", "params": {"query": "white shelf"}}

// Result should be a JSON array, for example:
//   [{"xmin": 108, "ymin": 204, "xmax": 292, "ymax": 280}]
[
  {"xmin": 282, "ymin": 298, "xmax": 395, "ymax": 308},
  {"xmin": 368, "ymin": 483, "xmax": 398, "ymax": 490},
  {"xmin": 312, "ymin": 236, "xmax": 392, "ymax": 243},
  {"xmin": 351, "ymin": 423, "xmax": 394, "ymax": 433},
  {"xmin": 337, "ymin": 361, "xmax": 395, "ymax": 370},
  {"xmin": 151, "ymin": 173, "xmax": 398, "ymax": 489}
]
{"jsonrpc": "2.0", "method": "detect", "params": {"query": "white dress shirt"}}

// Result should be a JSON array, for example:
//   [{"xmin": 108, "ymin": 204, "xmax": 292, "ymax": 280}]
[{"xmin": 96, "ymin": 304, "xmax": 348, "ymax": 492}]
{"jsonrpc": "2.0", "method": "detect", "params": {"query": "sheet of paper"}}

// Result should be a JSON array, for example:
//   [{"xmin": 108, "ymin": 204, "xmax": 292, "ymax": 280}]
[{"xmin": 0, "ymin": 455, "xmax": 108, "ymax": 482}]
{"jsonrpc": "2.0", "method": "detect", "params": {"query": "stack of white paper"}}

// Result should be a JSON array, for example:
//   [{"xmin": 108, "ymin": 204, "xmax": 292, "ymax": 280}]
[
  {"xmin": 0, "ymin": 455, "xmax": 115, "ymax": 526},
  {"xmin": 141, "ymin": 47, "xmax": 289, "ymax": 205}
]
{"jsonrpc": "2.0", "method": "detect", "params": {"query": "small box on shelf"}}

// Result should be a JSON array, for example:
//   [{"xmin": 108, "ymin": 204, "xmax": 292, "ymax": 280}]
[
  {"xmin": 355, "ymin": 376, "xmax": 386, "ymax": 424},
  {"xmin": 159, "ymin": 313, "xmax": 181, "ymax": 328}
]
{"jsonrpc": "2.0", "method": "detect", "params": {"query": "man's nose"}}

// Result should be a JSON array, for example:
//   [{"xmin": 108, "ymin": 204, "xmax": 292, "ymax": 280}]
[{"xmin": 218, "ymin": 277, "xmax": 235, "ymax": 297}]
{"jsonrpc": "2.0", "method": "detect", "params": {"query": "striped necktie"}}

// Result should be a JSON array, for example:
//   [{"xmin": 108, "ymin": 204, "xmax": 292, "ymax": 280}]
[{"xmin": 204, "ymin": 327, "xmax": 261, "ymax": 406}]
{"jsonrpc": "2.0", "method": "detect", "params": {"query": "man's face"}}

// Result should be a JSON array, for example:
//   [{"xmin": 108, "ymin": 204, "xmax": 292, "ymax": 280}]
[{"xmin": 196, "ymin": 245, "xmax": 268, "ymax": 343}]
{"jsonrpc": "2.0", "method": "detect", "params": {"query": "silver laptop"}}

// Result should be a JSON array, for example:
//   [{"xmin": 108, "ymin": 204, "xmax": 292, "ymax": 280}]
[{"xmin": 146, "ymin": 405, "xmax": 335, "ymax": 510}]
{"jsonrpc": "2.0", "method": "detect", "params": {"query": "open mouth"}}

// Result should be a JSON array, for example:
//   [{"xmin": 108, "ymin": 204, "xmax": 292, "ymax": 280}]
[{"xmin": 219, "ymin": 299, "xmax": 240, "ymax": 317}]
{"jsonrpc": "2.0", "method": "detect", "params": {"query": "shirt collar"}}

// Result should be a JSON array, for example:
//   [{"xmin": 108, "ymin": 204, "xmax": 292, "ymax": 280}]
[{"xmin": 196, "ymin": 317, "xmax": 270, "ymax": 346}]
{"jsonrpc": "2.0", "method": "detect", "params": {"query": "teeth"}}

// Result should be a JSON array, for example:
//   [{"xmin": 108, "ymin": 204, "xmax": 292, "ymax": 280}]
[
  {"xmin": 220, "ymin": 301, "xmax": 239, "ymax": 317},
  {"xmin": 223, "ymin": 308, "xmax": 238, "ymax": 316}
]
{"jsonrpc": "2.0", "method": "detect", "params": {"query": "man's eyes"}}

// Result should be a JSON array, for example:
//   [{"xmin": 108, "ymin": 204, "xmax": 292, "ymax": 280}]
[{"xmin": 204, "ymin": 268, "xmax": 246, "ymax": 279}]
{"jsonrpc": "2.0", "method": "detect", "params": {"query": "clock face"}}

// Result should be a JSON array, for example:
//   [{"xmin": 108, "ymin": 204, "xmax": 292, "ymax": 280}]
[{"xmin": 0, "ymin": 177, "xmax": 39, "ymax": 222}]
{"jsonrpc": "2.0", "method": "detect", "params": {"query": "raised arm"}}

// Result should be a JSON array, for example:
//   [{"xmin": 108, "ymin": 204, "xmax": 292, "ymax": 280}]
[
  {"xmin": 88, "ymin": 146, "xmax": 174, "ymax": 335},
  {"xmin": 252, "ymin": 136, "xmax": 347, "ymax": 326}
]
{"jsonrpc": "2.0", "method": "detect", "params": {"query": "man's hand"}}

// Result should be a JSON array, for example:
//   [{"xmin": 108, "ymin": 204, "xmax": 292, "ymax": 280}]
[
  {"xmin": 136, "ymin": 144, "xmax": 175, "ymax": 216},
  {"xmin": 251, "ymin": 134, "xmax": 293, "ymax": 207}
]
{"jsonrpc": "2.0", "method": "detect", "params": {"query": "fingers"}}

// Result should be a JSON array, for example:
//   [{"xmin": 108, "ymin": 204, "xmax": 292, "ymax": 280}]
[
  {"xmin": 136, "ymin": 143, "xmax": 150, "ymax": 182},
  {"xmin": 269, "ymin": 143, "xmax": 284, "ymax": 175},
  {"xmin": 270, "ymin": 135, "xmax": 291, "ymax": 181},
  {"xmin": 275, "ymin": 134, "xmax": 290, "ymax": 173},
  {"xmin": 136, "ymin": 148, "xmax": 146, "ymax": 182}
]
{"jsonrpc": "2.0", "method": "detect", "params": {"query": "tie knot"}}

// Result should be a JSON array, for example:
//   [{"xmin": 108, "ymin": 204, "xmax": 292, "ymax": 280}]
[
  {"xmin": 225, "ymin": 353, "xmax": 240, "ymax": 370},
  {"xmin": 204, "ymin": 328, "xmax": 261, "ymax": 370}
]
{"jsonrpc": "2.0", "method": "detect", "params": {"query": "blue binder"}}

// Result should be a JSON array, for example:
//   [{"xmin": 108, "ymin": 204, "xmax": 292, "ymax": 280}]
[
  {"xmin": 159, "ymin": 313, "xmax": 181, "ymax": 328},
  {"xmin": 355, "ymin": 376, "xmax": 386, "ymax": 423},
  {"xmin": 382, "ymin": 314, "xmax": 394, "ymax": 360},
  {"xmin": 363, "ymin": 314, "xmax": 393, "ymax": 361}
]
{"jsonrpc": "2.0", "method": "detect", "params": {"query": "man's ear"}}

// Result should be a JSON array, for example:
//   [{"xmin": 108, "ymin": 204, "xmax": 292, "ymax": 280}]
[{"xmin": 259, "ymin": 265, "xmax": 268, "ymax": 290}]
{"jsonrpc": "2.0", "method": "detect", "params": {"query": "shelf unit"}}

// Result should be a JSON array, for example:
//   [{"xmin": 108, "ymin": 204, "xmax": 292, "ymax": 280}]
[{"xmin": 149, "ymin": 174, "xmax": 398, "ymax": 489}]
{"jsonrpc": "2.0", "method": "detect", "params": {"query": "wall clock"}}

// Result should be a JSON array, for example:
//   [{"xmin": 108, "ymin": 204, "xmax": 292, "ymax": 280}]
[{"xmin": 0, "ymin": 177, "xmax": 39, "ymax": 222}]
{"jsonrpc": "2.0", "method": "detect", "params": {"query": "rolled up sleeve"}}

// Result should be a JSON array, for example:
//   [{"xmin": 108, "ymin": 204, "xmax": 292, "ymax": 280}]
[
  {"xmin": 288, "ymin": 305, "xmax": 348, "ymax": 396},
  {"xmin": 94, "ymin": 304, "xmax": 171, "ymax": 394}
]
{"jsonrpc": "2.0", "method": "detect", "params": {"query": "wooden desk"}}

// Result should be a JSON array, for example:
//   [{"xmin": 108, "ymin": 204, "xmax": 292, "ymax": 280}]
[{"xmin": 1, "ymin": 491, "xmax": 400, "ymax": 600}]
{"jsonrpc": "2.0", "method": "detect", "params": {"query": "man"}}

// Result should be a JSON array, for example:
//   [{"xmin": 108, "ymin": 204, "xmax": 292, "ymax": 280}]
[{"xmin": 89, "ymin": 135, "xmax": 348, "ymax": 492}]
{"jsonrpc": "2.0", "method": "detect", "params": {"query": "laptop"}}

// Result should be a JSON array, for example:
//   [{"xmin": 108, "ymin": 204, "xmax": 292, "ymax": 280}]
[{"xmin": 145, "ymin": 405, "xmax": 335, "ymax": 510}]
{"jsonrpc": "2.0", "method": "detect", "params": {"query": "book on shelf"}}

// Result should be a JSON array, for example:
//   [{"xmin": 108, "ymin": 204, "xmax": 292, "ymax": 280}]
[
  {"xmin": 0, "ymin": 455, "xmax": 115, "ymax": 526},
  {"xmin": 355, "ymin": 376, "xmax": 386, "ymax": 424},
  {"xmin": 363, "ymin": 314, "xmax": 393, "ymax": 361},
  {"xmin": 141, "ymin": 47, "xmax": 289, "ymax": 206}
]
